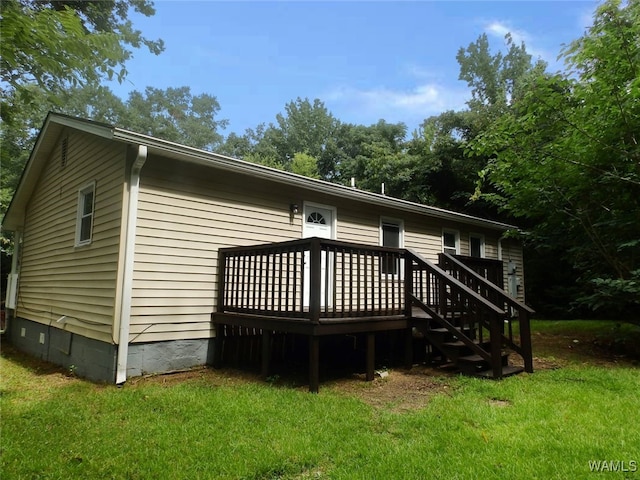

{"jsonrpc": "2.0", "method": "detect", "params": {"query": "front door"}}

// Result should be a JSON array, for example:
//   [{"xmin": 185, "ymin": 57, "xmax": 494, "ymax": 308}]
[{"xmin": 303, "ymin": 204, "xmax": 335, "ymax": 308}]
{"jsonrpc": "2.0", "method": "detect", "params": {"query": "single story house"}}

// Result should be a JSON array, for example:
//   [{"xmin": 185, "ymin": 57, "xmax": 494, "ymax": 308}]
[{"xmin": 2, "ymin": 113, "xmax": 532, "ymax": 389}]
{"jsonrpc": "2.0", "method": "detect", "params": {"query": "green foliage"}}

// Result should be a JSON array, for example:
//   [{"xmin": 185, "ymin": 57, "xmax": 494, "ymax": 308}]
[
  {"xmin": 0, "ymin": 0, "xmax": 163, "ymax": 125},
  {"xmin": 267, "ymin": 97, "xmax": 340, "ymax": 176},
  {"xmin": 121, "ymin": 86, "xmax": 228, "ymax": 151},
  {"xmin": 471, "ymin": 0, "xmax": 640, "ymax": 316},
  {"xmin": 335, "ymin": 120, "xmax": 418, "ymax": 197},
  {"xmin": 290, "ymin": 152, "xmax": 321, "ymax": 179},
  {"xmin": 457, "ymin": 33, "xmax": 546, "ymax": 117},
  {"xmin": 0, "ymin": 85, "xmax": 227, "ymax": 224}
]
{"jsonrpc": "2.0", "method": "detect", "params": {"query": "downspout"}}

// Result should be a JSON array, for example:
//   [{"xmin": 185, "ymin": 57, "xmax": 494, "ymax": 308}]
[
  {"xmin": 1, "ymin": 230, "xmax": 22, "ymax": 334},
  {"xmin": 116, "ymin": 145, "xmax": 147, "ymax": 384}
]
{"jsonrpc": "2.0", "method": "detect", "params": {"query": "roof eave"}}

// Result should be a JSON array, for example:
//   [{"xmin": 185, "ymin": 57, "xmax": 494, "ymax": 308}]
[{"xmin": 113, "ymin": 128, "xmax": 516, "ymax": 232}]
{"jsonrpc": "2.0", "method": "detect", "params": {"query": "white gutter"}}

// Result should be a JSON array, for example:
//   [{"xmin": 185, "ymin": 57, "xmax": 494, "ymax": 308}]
[
  {"xmin": 116, "ymin": 145, "xmax": 147, "ymax": 384},
  {"xmin": 112, "ymin": 128, "xmax": 515, "ymax": 232}
]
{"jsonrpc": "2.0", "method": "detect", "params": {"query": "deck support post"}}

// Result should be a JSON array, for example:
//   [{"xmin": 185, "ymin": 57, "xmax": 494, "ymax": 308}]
[
  {"xmin": 212, "ymin": 321, "xmax": 224, "ymax": 368},
  {"xmin": 366, "ymin": 333, "xmax": 375, "ymax": 381},
  {"xmin": 490, "ymin": 313, "xmax": 503, "ymax": 379},
  {"xmin": 261, "ymin": 329, "xmax": 271, "ymax": 378},
  {"xmin": 519, "ymin": 309, "xmax": 534, "ymax": 373},
  {"xmin": 404, "ymin": 327, "xmax": 413, "ymax": 369},
  {"xmin": 309, "ymin": 336, "xmax": 320, "ymax": 393}
]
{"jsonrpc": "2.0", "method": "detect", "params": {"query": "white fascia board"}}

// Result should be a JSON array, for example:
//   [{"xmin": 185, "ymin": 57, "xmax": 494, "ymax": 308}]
[{"xmin": 113, "ymin": 128, "xmax": 515, "ymax": 232}]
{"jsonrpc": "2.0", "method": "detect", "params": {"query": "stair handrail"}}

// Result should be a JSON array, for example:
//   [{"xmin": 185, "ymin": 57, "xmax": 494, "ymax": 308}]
[
  {"xmin": 439, "ymin": 253, "xmax": 534, "ymax": 314},
  {"xmin": 405, "ymin": 249, "xmax": 506, "ymax": 316},
  {"xmin": 439, "ymin": 252, "xmax": 534, "ymax": 373},
  {"xmin": 405, "ymin": 249, "xmax": 507, "ymax": 377}
]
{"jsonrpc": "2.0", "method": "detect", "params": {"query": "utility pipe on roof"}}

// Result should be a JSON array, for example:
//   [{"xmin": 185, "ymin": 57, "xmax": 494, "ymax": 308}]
[{"xmin": 116, "ymin": 145, "xmax": 147, "ymax": 384}]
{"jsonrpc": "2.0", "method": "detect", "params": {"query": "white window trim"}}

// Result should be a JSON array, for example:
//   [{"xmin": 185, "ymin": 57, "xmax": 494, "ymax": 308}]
[
  {"xmin": 302, "ymin": 201, "xmax": 337, "ymax": 239},
  {"xmin": 75, "ymin": 181, "xmax": 96, "ymax": 247},
  {"xmin": 379, "ymin": 217, "xmax": 404, "ymax": 248},
  {"xmin": 380, "ymin": 217, "xmax": 404, "ymax": 278},
  {"xmin": 469, "ymin": 233, "xmax": 486, "ymax": 258},
  {"xmin": 442, "ymin": 228, "xmax": 460, "ymax": 255}
]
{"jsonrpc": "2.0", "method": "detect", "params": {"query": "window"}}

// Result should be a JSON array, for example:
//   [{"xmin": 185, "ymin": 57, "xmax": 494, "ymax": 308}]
[
  {"xmin": 469, "ymin": 234, "xmax": 485, "ymax": 258},
  {"xmin": 76, "ymin": 182, "xmax": 95, "ymax": 246},
  {"xmin": 381, "ymin": 219, "xmax": 403, "ymax": 275},
  {"xmin": 442, "ymin": 229, "xmax": 459, "ymax": 255},
  {"xmin": 306, "ymin": 211, "xmax": 326, "ymax": 224}
]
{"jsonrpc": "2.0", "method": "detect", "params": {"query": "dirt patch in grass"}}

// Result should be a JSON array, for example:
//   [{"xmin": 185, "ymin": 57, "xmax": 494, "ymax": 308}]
[{"xmin": 324, "ymin": 366, "xmax": 454, "ymax": 411}]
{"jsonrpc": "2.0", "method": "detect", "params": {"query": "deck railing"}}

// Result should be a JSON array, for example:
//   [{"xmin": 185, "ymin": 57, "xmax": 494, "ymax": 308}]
[
  {"xmin": 406, "ymin": 249, "xmax": 508, "ymax": 375},
  {"xmin": 218, "ymin": 238, "xmax": 405, "ymax": 323},
  {"xmin": 438, "ymin": 252, "xmax": 534, "ymax": 373},
  {"xmin": 217, "ymin": 238, "xmax": 532, "ymax": 377},
  {"xmin": 446, "ymin": 254, "xmax": 504, "ymax": 288}
]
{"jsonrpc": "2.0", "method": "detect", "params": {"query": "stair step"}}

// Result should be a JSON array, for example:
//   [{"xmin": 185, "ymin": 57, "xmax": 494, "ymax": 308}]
[
  {"xmin": 426, "ymin": 327, "xmax": 474, "ymax": 336},
  {"xmin": 457, "ymin": 352, "xmax": 508, "ymax": 364},
  {"xmin": 457, "ymin": 354, "xmax": 489, "ymax": 363},
  {"xmin": 474, "ymin": 365, "xmax": 525, "ymax": 378},
  {"xmin": 442, "ymin": 340, "xmax": 487, "ymax": 348}
]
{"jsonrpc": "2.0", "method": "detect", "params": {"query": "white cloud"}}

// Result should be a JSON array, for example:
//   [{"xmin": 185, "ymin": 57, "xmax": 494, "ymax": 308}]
[
  {"xmin": 484, "ymin": 20, "xmax": 554, "ymax": 65},
  {"xmin": 324, "ymin": 82, "xmax": 469, "ymax": 127},
  {"xmin": 486, "ymin": 20, "xmax": 530, "ymax": 45}
]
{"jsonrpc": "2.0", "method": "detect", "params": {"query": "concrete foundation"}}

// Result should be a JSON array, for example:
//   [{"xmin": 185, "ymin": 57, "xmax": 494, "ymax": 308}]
[
  {"xmin": 5, "ymin": 316, "xmax": 216, "ymax": 383},
  {"xmin": 126, "ymin": 339, "xmax": 215, "ymax": 377},
  {"xmin": 6, "ymin": 316, "xmax": 117, "ymax": 382}
]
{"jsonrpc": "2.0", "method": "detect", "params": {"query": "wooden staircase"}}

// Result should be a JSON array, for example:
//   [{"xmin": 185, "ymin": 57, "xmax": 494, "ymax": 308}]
[{"xmin": 405, "ymin": 250, "xmax": 533, "ymax": 379}]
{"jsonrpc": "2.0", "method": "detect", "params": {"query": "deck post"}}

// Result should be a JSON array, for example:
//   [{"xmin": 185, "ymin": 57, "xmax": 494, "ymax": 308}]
[
  {"xmin": 261, "ymin": 329, "xmax": 271, "ymax": 378},
  {"xmin": 309, "ymin": 335, "xmax": 320, "ymax": 393},
  {"xmin": 309, "ymin": 237, "xmax": 322, "ymax": 324},
  {"xmin": 490, "ymin": 312, "xmax": 503, "ymax": 379},
  {"xmin": 212, "ymin": 320, "xmax": 223, "ymax": 368},
  {"xmin": 519, "ymin": 309, "xmax": 534, "ymax": 373},
  {"xmin": 217, "ymin": 250, "xmax": 227, "ymax": 314},
  {"xmin": 404, "ymin": 327, "xmax": 413, "ymax": 369},
  {"xmin": 404, "ymin": 254, "xmax": 413, "ymax": 318},
  {"xmin": 404, "ymin": 255, "xmax": 414, "ymax": 369},
  {"xmin": 366, "ymin": 333, "xmax": 375, "ymax": 381}
]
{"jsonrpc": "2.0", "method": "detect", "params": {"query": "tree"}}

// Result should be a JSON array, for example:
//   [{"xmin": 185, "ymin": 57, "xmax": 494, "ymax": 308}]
[
  {"xmin": 471, "ymin": 0, "xmax": 640, "ymax": 318},
  {"xmin": 336, "ymin": 121, "xmax": 417, "ymax": 197},
  {"xmin": 457, "ymin": 33, "xmax": 545, "ymax": 119},
  {"xmin": 0, "ymin": 84, "xmax": 227, "ymax": 223},
  {"xmin": 392, "ymin": 33, "xmax": 547, "ymax": 217},
  {"xmin": 121, "ymin": 87, "xmax": 228, "ymax": 151},
  {"xmin": 290, "ymin": 152, "xmax": 321, "ymax": 179},
  {"xmin": 261, "ymin": 98, "xmax": 340, "ymax": 178},
  {"xmin": 0, "ymin": 0, "xmax": 163, "ymax": 124}
]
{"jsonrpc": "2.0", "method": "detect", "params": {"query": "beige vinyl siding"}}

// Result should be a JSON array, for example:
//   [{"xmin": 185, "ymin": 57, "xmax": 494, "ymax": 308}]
[
  {"xmin": 17, "ymin": 132, "xmax": 126, "ymax": 343},
  {"xmin": 500, "ymin": 238, "xmax": 526, "ymax": 303},
  {"xmin": 130, "ymin": 155, "xmax": 526, "ymax": 342},
  {"xmin": 130, "ymin": 157, "xmax": 304, "ymax": 343}
]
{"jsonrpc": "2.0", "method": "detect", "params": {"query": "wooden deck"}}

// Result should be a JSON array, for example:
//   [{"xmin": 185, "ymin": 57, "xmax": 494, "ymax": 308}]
[{"xmin": 213, "ymin": 238, "xmax": 534, "ymax": 392}]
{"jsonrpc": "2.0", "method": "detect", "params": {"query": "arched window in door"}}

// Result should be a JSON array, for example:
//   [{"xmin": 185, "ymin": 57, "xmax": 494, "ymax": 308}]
[{"xmin": 306, "ymin": 211, "xmax": 326, "ymax": 224}]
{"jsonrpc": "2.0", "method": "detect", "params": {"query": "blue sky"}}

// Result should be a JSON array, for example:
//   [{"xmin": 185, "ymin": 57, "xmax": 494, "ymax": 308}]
[{"xmin": 105, "ymin": 1, "xmax": 599, "ymax": 136}]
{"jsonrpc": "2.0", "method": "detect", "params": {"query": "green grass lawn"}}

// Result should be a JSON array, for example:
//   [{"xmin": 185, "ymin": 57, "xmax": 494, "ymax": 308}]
[{"xmin": 2, "ymin": 320, "xmax": 639, "ymax": 479}]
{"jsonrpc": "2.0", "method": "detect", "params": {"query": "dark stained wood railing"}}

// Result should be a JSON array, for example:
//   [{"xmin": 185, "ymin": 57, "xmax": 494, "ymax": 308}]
[
  {"xmin": 406, "ymin": 249, "xmax": 508, "ymax": 377},
  {"xmin": 438, "ymin": 252, "xmax": 534, "ymax": 373},
  {"xmin": 448, "ymin": 255, "xmax": 504, "ymax": 288},
  {"xmin": 217, "ymin": 238, "xmax": 532, "ymax": 379},
  {"xmin": 218, "ymin": 238, "xmax": 405, "ymax": 322}
]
